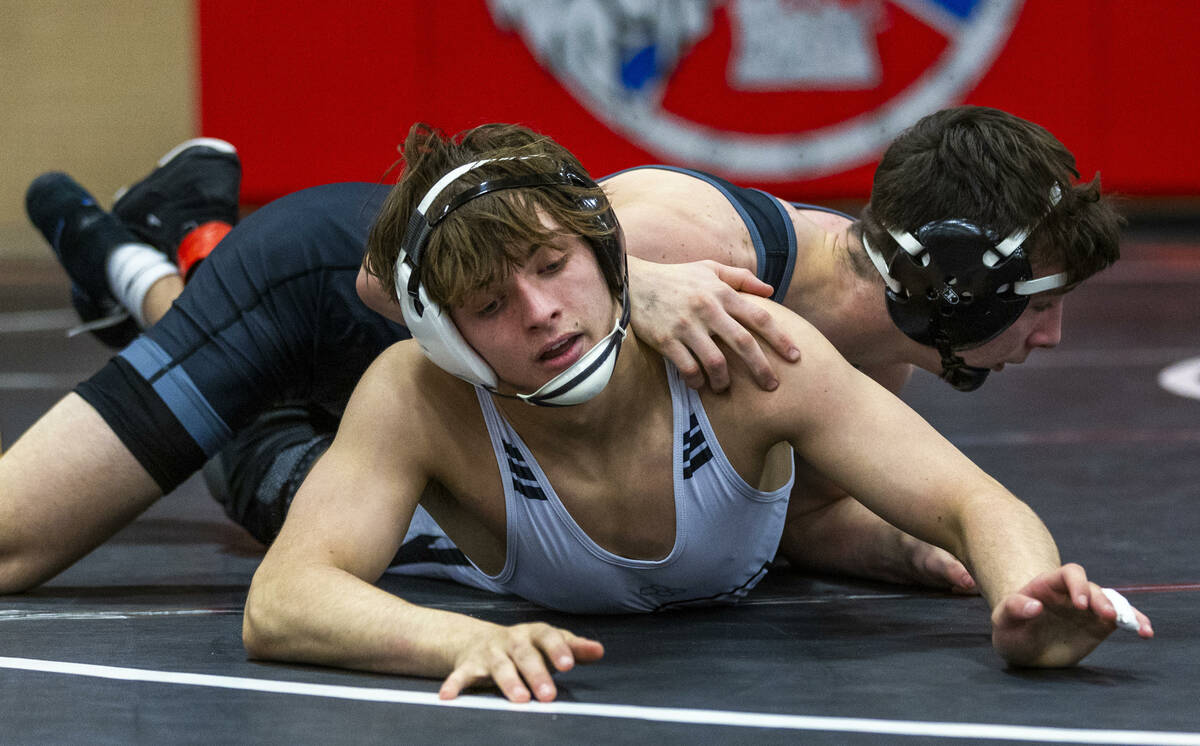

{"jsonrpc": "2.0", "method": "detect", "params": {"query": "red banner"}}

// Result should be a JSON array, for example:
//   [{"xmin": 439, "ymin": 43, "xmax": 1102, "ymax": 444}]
[{"xmin": 198, "ymin": 0, "xmax": 1200, "ymax": 204}]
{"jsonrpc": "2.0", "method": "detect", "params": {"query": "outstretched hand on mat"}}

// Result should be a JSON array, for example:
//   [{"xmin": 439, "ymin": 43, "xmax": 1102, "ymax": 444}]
[
  {"xmin": 439, "ymin": 621, "xmax": 605, "ymax": 703},
  {"xmin": 991, "ymin": 563, "xmax": 1153, "ymax": 668}
]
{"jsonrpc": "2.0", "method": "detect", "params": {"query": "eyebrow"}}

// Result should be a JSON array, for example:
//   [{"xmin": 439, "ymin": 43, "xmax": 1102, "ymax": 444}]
[{"xmin": 527, "ymin": 240, "xmax": 568, "ymax": 260}]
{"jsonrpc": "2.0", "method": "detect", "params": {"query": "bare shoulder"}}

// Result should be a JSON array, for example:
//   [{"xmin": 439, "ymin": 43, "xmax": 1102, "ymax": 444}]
[
  {"xmin": 343, "ymin": 340, "xmax": 481, "ymax": 457},
  {"xmin": 695, "ymin": 296, "xmax": 878, "ymax": 475},
  {"xmin": 602, "ymin": 167, "xmax": 697, "ymax": 205},
  {"xmin": 353, "ymin": 340, "xmax": 439, "ymax": 410},
  {"xmin": 605, "ymin": 168, "xmax": 755, "ymax": 267},
  {"xmin": 785, "ymin": 202, "xmax": 854, "ymax": 234},
  {"xmin": 714, "ymin": 296, "xmax": 877, "ymax": 432},
  {"xmin": 746, "ymin": 295, "xmax": 847, "ymax": 366}
]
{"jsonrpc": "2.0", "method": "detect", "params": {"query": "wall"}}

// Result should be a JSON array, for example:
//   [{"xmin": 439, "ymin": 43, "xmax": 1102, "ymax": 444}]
[
  {"xmin": 5, "ymin": 0, "xmax": 1197, "ymax": 265},
  {"xmin": 196, "ymin": 0, "xmax": 1200, "ymax": 205},
  {"xmin": 0, "ymin": 1, "xmax": 194, "ymax": 259}
]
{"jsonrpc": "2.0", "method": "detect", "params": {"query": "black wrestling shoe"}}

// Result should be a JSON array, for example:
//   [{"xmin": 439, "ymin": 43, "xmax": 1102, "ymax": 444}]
[
  {"xmin": 112, "ymin": 137, "xmax": 241, "ymax": 260},
  {"xmin": 25, "ymin": 172, "xmax": 139, "ymax": 348}
]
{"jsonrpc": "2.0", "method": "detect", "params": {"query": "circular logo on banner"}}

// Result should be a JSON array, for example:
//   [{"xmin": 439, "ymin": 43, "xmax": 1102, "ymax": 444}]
[{"xmin": 488, "ymin": 0, "xmax": 1024, "ymax": 180}]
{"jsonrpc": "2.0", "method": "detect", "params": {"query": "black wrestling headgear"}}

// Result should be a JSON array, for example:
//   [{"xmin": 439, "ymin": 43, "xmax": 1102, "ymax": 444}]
[{"xmin": 862, "ymin": 187, "xmax": 1067, "ymax": 391}]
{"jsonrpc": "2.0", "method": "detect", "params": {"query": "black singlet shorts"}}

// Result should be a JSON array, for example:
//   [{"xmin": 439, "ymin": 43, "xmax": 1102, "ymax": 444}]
[{"xmin": 75, "ymin": 183, "xmax": 407, "ymax": 491}]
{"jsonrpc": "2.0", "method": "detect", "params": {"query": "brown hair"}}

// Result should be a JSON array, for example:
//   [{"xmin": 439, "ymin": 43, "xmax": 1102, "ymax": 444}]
[
  {"xmin": 858, "ymin": 106, "xmax": 1122, "ymax": 286},
  {"xmin": 365, "ymin": 123, "xmax": 621, "ymax": 308}
]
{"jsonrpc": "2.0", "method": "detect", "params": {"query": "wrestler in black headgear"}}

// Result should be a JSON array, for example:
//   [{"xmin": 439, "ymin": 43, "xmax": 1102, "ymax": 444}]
[{"xmin": 862, "ymin": 187, "xmax": 1067, "ymax": 391}]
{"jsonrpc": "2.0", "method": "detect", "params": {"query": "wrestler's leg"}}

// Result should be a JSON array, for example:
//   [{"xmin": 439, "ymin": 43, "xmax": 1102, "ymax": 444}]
[
  {"xmin": 0, "ymin": 141, "xmax": 241, "ymax": 592},
  {"xmin": 142, "ymin": 275, "xmax": 186, "ymax": 324},
  {"xmin": 0, "ymin": 394, "xmax": 160, "ymax": 592},
  {"xmin": 777, "ymin": 455, "xmax": 977, "ymax": 593},
  {"xmin": 0, "ymin": 146, "xmax": 238, "ymax": 592},
  {"xmin": 203, "ymin": 406, "xmax": 501, "ymax": 595},
  {"xmin": 203, "ymin": 405, "xmax": 336, "ymax": 546},
  {"xmin": 32, "ymin": 139, "xmax": 240, "ymax": 344}
]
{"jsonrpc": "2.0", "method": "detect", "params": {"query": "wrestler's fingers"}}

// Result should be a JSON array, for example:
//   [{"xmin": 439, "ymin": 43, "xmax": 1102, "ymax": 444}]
[
  {"xmin": 1022, "ymin": 564, "xmax": 1082, "ymax": 607},
  {"xmin": 509, "ymin": 640, "xmax": 558, "ymax": 702},
  {"xmin": 530, "ymin": 626, "xmax": 579, "ymax": 673},
  {"xmin": 914, "ymin": 543, "xmax": 976, "ymax": 594},
  {"xmin": 1134, "ymin": 608, "xmax": 1155, "ymax": 639},
  {"xmin": 702, "ymin": 298, "xmax": 793, "ymax": 387},
  {"xmin": 709, "ymin": 262, "xmax": 774, "ymax": 298},
  {"xmin": 567, "ymin": 634, "xmax": 605, "ymax": 664},
  {"xmin": 539, "ymin": 629, "xmax": 604, "ymax": 670},
  {"xmin": 439, "ymin": 665, "xmax": 485, "ymax": 701},
  {"xmin": 682, "ymin": 334, "xmax": 732, "ymax": 392},
  {"xmin": 439, "ymin": 653, "xmax": 532, "ymax": 704},
  {"xmin": 721, "ymin": 294, "xmax": 801, "ymax": 364},
  {"xmin": 707, "ymin": 319, "xmax": 777, "ymax": 391},
  {"xmin": 992, "ymin": 592, "xmax": 1043, "ymax": 626},
  {"xmin": 1089, "ymin": 582, "xmax": 1113, "ymax": 618},
  {"xmin": 487, "ymin": 656, "xmax": 533, "ymax": 703},
  {"xmin": 658, "ymin": 339, "xmax": 706, "ymax": 390},
  {"xmin": 1100, "ymin": 588, "xmax": 1154, "ymax": 638},
  {"xmin": 1056, "ymin": 563, "xmax": 1093, "ymax": 609}
]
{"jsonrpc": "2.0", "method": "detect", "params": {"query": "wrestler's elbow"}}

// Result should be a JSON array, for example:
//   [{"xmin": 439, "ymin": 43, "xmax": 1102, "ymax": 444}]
[
  {"xmin": 241, "ymin": 613, "xmax": 273, "ymax": 660},
  {"xmin": 0, "ymin": 548, "xmax": 57, "ymax": 594},
  {"xmin": 242, "ymin": 560, "xmax": 322, "ymax": 661},
  {"xmin": 242, "ymin": 576, "xmax": 288, "ymax": 659}
]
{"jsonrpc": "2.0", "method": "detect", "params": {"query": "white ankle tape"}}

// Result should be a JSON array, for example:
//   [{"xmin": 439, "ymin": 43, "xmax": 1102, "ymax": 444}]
[{"xmin": 105, "ymin": 243, "xmax": 179, "ymax": 328}]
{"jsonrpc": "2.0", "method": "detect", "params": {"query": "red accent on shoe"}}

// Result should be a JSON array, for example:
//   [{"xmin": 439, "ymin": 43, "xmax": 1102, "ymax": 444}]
[{"xmin": 177, "ymin": 221, "xmax": 232, "ymax": 280}]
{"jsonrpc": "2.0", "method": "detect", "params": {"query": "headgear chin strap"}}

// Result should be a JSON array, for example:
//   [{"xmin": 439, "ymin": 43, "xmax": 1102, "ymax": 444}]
[
  {"xmin": 862, "ymin": 186, "xmax": 1067, "ymax": 391},
  {"xmin": 519, "ymin": 291, "xmax": 629, "ymax": 407},
  {"xmin": 931, "ymin": 332, "xmax": 991, "ymax": 392},
  {"xmin": 394, "ymin": 156, "xmax": 628, "ymax": 406}
]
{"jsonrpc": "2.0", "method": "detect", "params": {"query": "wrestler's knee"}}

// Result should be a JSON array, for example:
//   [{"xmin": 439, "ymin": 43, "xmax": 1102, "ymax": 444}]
[{"xmin": 204, "ymin": 405, "xmax": 336, "ymax": 546}]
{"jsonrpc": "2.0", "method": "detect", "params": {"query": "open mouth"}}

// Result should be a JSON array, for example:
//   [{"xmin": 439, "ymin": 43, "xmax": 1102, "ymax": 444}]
[{"xmin": 539, "ymin": 334, "xmax": 581, "ymax": 365}]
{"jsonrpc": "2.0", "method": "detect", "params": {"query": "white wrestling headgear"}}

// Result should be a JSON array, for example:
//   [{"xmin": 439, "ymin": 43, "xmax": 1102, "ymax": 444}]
[{"xmin": 394, "ymin": 156, "xmax": 629, "ymax": 407}]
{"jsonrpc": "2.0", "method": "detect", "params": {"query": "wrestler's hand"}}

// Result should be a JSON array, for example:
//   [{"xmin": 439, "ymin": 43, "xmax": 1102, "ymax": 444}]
[
  {"xmin": 439, "ymin": 621, "xmax": 605, "ymax": 703},
  {"xmin": 627, "ymin": 256, "xmax": 801, "ymax": 392},
  {"xmin": 991, "ymin": 563, "xmax": 1153, "ymax": 668}
]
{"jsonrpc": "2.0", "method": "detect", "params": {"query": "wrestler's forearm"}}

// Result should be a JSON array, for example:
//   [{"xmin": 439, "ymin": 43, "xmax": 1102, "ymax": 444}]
[
  {"xmin": 954, "ymin": 489, "xmax": 1062, "ymax": 610},
  {"xmin": 767, "ymin": 304, "xmax": 1059, "ymax": 606},
  {"xmin": 355, "ymin": 265, "xmax": 406, "ymax": 324},
  {"xmin": 243, "ymin": 560, "xmax": 485, "ymax": 678},
  {"xmin": 243, "ymin": 558, "xmax": 604, "ymax": 701}
]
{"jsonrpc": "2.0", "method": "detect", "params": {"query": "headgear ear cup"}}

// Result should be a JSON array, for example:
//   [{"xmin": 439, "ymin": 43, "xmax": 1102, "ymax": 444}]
[
  {"xmin": 394, "ymin": 256, "xmax": 497, "ymax": 388},
  {"xmin": 395, "ymin": 156, "xmax": 627, "ymax": 405},
  {"xmin": 884, "ymin": 220, "xmax": 1033, "ymax": 350}
]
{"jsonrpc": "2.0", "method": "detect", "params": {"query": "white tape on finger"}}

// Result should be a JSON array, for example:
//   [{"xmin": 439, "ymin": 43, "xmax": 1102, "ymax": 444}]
[{"xmin": 1101, "ymin": 588, "xmax": 1140, "ymax": 632}]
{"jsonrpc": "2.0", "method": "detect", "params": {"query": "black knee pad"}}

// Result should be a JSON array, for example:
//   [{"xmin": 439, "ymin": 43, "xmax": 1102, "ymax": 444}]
[{"xmin": 203, "ymin": 405, "xmax": 336, "ymax": 545}]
